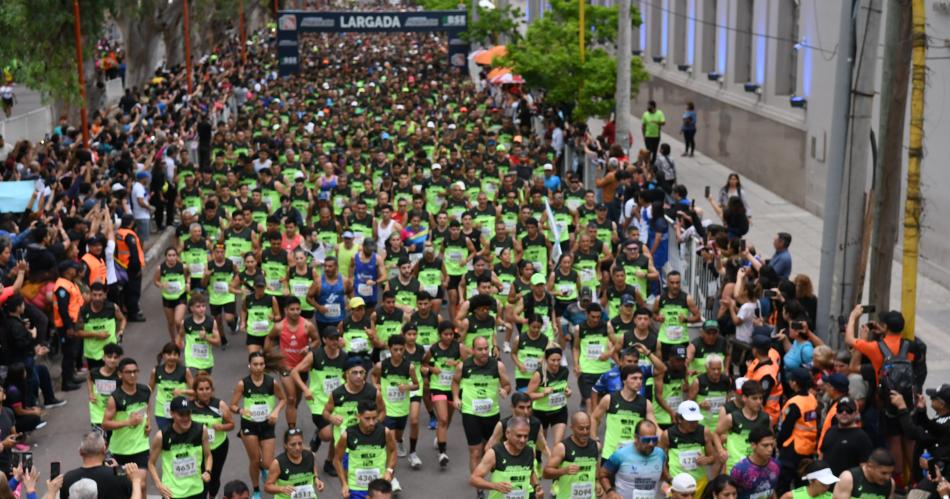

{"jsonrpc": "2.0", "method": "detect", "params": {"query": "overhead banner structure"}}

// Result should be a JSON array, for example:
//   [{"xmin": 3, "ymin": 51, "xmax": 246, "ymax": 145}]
[{"xmin": 276, "ymin": 10, "xmax": 469, "ymax": 77}]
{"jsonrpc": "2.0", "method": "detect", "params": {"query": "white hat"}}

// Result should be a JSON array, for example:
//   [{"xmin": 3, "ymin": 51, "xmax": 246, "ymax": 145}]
[
  {"xmin": 447, "ymin": 123, "xmax": 457, "ymax": 130},
  {"xmin": 111, "ymin": 182, "xmax": 126, "ymax": 192},
  {"xmin": 426, "ymin": 121, "xmax": 435, "ymax": 129},
  {"xmin": 735, "ymin": 377, "xmax": 749, "ymax": 392},
  {"xmin": 677, "ymin": 400, "xmax": 704, "ymax": 422},
  {"xmin": 543, "ymin": 163, "xmax": 554, "ymax": 171},
  {"xmin": 432, "ymin": 163, "xmax": 442, "ymax": 170},
  {"xmin": 670, "ymin": 473, "xmax": 697, "ymax": 494},
  {"xmin": 804, "ymin": 468, "xmax": 839, "ymax": 486},
  {"xmin": 454, "ymin": 181, "xmax": 465, "ymax": 190}
]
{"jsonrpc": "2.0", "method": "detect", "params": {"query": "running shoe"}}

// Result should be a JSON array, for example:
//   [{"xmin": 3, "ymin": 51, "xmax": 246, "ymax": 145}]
[
  {"xmin": 408, "ymin": 452, "xmax": 422, "ymax": 470},
  {"xmin": 439, "ymin": 452, "xmax": 449, "ymax": 468},
  {"xmin": 502, "ymin": 341, "xmax": 511, "ymax": 353},
  {"xmin": 397, "ymin": 441, "xmax": 407, "ymax": 457},
  {"xmin": 428, "ymin": 418, "xmax": 437, "ymax": 430},
  {"xmin": 391, "ymin": 477, "xmax": 402, "ymax": 493}
]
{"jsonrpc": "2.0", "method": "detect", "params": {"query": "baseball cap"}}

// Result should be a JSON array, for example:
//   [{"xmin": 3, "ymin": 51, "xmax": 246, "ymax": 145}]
[
  {"xmin": 804, "ymin": 462, "xmax": 839, "ymax": 486},
  {"xmin": 580, "ymin": 288, "xmax": 593, "ymax": 301},
  {"xmin": 253, "ymin": 275, "xmax": 266, "ymax": 287},
  {"xmin": 836, "ymin": 397, "xmax": 857, "ymax": 413},
  {"xmin": 926, "ymin": 384, "xmax": 950, "ymax": 404},
  {"xmin": 671, "ymin": 473, "xmax": 698, "ymax": 494},
  {"xmin": 530, "ymin": 274, "xmax": 546, "ymax": 286},
  {"xmin": 322, "ymin": 326, "xmax": 341, "ymax": 339},
  {"xmin": 349, "ymin": 297, "xmax": 366, "ymax": 309},
  {"xmin": 342, "ymin": 231, "xmax": 355, "ymax": 239},
  {"xmin": 135, "ymin": 171, "xmax": 150, "ymax": 180},
  {"xmin": 822, "ymin": 373, "xmax": 850, "ymax": 393},
  {"xmin": 621, "ymin": 294, "xmax": 636, "ymax": 306},
  {"xmin": 431, "ymin": 163, "xmax": 442, "ymax": 170},
  {"xmin": 543, "ymin": 163, "xmax": 553, "ymax": 171},
  {"xmin": 702, "ymin": 319, "xmax": 720, "ymax": 331},
  {"xmin": 111, "ymin": 182, "xmax": 126, "ymax": 192},
  {"xmin": 170, "ymin": 396, "xmax": 192, "ymax": 413},
  {"xmin": 752, "ymin": 335, "xmax": 772, "ymax": 350},
  {"xmin": 735, "ymin": 377, "xmax": 749, "ymax": 393},
  {"xmin": 677, "ymin": 400, "xmax": 704, "ymax": 422},
  {"xmin": 671, "ymin": 345, "xmax": 688, "ymax": 359}
]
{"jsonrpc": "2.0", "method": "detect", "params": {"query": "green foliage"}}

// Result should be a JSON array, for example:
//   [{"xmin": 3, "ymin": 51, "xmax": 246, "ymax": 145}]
[
  {"xmin": 0, "ymin": 0, "xmax": 114, "ymax": 103},
  {"xmin": 417, "ymin": 0, "xmax": 465, "ymax": 10},
  {"xmin": 462, "ymin": 4, "xmax": 523, "ymax": 46},
  {"xmin": 496, "ymin": 0, "xmax": 647, "ymax": 122}
]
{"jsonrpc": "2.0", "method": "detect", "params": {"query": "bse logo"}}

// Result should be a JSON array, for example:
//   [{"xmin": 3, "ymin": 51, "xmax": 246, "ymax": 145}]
[{"xmin": 443, "ymin": 14, "xmax": 465, "ymax": 26}]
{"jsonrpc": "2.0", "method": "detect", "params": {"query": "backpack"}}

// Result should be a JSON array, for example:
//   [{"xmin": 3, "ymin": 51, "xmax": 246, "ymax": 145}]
[{"xmin": 878, "ymin": 339, "xmax": 918, "ymax": 416}]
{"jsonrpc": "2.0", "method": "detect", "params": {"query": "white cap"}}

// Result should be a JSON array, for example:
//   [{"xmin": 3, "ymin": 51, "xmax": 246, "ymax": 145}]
[
  {"xmin": 426, "ymin": 121, "xmax": 435, "ymax": 128},
  {"xmin": 432, "ymin": 163, "xmax": 442, "ymax": 170},
  {"xmin": 671, "ymin": 473, "xmax": 697, "ymax": 494},
  {"xmin": 351, "ymin": 101, "xmax": 358, "ymax": 107},
  {"xmin": 395, "ymin": 104, "xmax": 405, "ymax": 110},
  {"xmin": 454, "ymin": 181, "xmax": 465, "ymax": 190},
  {"xmin": 677, "ymin": 400, "xmax": 704, "ymax": 422},
  {"xmin": 294, "ymin": 171, "xmax": 305, "ymax": 179},
  {"xmin": 111, "ymin": 182, "xmax": 126, "ymax": 192},
  {"xmin": 735, "ymin": 377, "xmax": 749, "ymax": 392},
  {"xmin": 253, "ymin": 83, "xmax": 262, "ymax": 92},
  {"xmin": 322, "ymin": 82, "xmax": 330, "ymax": 90},
  {"xmin": 804, "ymin": 468, "xmax": 839, "ymax": 486},
  {"xmin": 447, "ymin": 123, "xmax": 457, "ymax": 130},
  {"xmin": 543, "ymin": 163, "xmax": 554, "ymax": 171}
]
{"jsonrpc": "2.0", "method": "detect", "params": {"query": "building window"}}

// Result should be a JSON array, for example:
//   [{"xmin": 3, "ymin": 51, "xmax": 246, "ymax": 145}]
[
  {"xmin": 701, "ymin": 0, "xmax": 717, "ymax": 73},
  {"xmin": 651, "ymin": 0, "xmax": 663, "ymax": 58},
  {"xmin": 774, "ymin": 0, "xmax": 799, "ymax": 95},
  {"xmin": 673, "ymin": 0, "xmax": 687, "ymax": 66},
  {"xmin": 733, "ymin": 0, "xmax": 753, "ymax": 83}
]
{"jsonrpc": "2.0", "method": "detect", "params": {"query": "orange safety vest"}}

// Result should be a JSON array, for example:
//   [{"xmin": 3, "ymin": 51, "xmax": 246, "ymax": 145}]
[
  {"xmin": 115, "ymin": 228, "xmax": 144, "ymax": 270},
  {"xmin": 81, "ymin": 252, "xmax": 107, "ymax": 286},
  {"xmin": 53, "ymin": 277, "xmax": 84, "ymax": 328},
  {"xmin": 746, "ymin": 351, "xmax": 784, "ymax": 425},
  {"xmin": 780, "ymin": 394, "xmax": 819, "ymax": 456}
]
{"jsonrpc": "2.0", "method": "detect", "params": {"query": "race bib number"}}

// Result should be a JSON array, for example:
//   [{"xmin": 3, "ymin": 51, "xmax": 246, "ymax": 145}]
[
  {"xmin": 750, "ymin": 491, "xmax": 773, "ymax": 499},
  {"xmin": 267, "ymin": 278, "xmax": 281, "ymax": 290},
  {"xmin": 504, "ymin": 491, "xmax": 526, "ymax": 499},
  {"xmin": 163, "ymin": 402, "xmax": 171, "ymax": 417},
  {"xmin": 438, "ymin": 370, "xmax": 454, "ymax": 386},
  {"xmin": 678, "ymin": 450, "xmax": 700, "ymax": 471},
  {"xmin": 291, "ymin": 283, "xmax": 309, "ymax": 296},
  {"xmin": 423, "ymin": 284, "xmax": 439, "ymax": 296},
  {"xmin": 229, "ymin": 256, "xmax": 243, "ymax": 267},
  {"xmin": 447, "ymin": 251, "xmax": 463, "ymax": 265},
  {"xmin": 252, "ymin": 320, "xmax": 270, "ymax": 333},
  {"xmin": 557, "ymin": 284, "xmax": 574, "ymax": 296},
  {"xmin": 207, "ymin": 428, "xmax": 215, "ymax": 443},
  {"xmin": 173, "ymin": 456, "xmax": 197, "ymax": 479},
  {"xmin": 707, "ymin": 396, "xmax": 726, "ymax": 413},
  {"xmin": 667, "ymin": 395, "xmax": 683, "ymax": 412},
  {"xmin": 585, "ymin": 343, "xmax": 604, "ymax": 360},
  {"xmin": 249, "ymin": 403, "xmax": 269, "ymax": 422},
  {"xmin": 213, "ymin": 281, "xmax": 229, "ymax": 294},
  {"xmin": 500, "ymin": 282, "xmax": 511, "ymax": 295},
  {"xmin": 355, "ymin": 468, "xmax": 380, "ymax": 488},
  {"xmin": 94, "ymin": 379, "xmax": 116, "ymax": 396},
  {"xmin": 189, "ymin": 263, "xmax": 205, "ymax": 275},
  {"xmin": 386, "ymin": 385, "xmax": 406, "ymax": 403},
  {"xmin": 633, "ymin": 490, "xmax": 656, "ymax": 499},
  {"xmin": 548, "ymin": 392, "xmax": 566, "ymax": 408},
  {"xmin": 472, "ymin": 398, "xmax": 494, "ymax": 415},
  {"xmin": 291, "ymin": 485, "xmax": 315, "ymax": 499},
  {"xmin": 579, "ymin": 268, "xmax": 595, "ymax": 283},
  {"xmin": 523, "ymin": 357, "xmax": 540, "ymax": 373},
  {"xmin": 571, "ymin": 482, "xmax": 594, "ymax": 498},
  {"xmin": 349, "ymin": 337, "xmax": 369, "ymax": 352},
  {"xmin": 165, "ymin": 281, "xmax": 183, "ymax": 294},
  {"xmin": 191, "ymin": 342, "xmax": 210, "ymax": 359},
  {"xmin": 357, "ymin": 283, "xmax": 374, "ymax": 297},
  {"xmin": 666, "ymin": 326, "xmax": 684, "ymax": 341},
  {"xmin": 323, "ymin": 377, "xmax": 342, "ymax": 393},
  {"xmin": 325, "ymin": 304, "xmax": 341, "ymax": 317}
]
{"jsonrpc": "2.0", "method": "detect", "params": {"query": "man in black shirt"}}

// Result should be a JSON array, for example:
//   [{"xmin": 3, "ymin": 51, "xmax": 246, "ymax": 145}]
[
  {"xmin": 819, "ymin": 397, "xmax": 872, "ymax": 475},
  {"xmin": 60, "ymin": 430, "xmax": 133, "ymax": 499}
]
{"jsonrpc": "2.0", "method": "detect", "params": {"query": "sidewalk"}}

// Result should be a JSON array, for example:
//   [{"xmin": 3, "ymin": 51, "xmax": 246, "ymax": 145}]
[{"xmin": 587, "ymin": 116, "xmax": 950, "ymax": 384}]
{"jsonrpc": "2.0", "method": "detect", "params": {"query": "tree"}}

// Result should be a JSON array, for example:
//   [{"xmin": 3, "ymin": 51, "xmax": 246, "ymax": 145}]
[
  {"xmin": 462, "ymin": 4, "xmax": 522, "ymax": 46},
  {"xmin": 497, "ymin": 0, "xmax": 647, "ymax": 122}
]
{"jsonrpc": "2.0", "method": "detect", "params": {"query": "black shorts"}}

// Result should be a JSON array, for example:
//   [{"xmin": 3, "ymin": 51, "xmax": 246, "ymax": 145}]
[
  {"xmin": 113, "ymin": 451, "xmax": 149, "ymax": 468},
  {"xmin": 163, "ymin": 296, "xmax": 186, "ymax": 308},
  {"xmin": 312, "ymin": 414, "xmax": 330, "ymax": 431},
  {"xmin": 462, "ymin": 413, "xmax": 500, "ymax": 446},
  {"xmin": 534, "ymin": 408, "xmax": 568, "ymax": 428},
  {"xmin": 554, "ymin": 299, "xmax": 572, "ymax": 316},
  {"xmin": 210, "ymin": 302, "xmax": 236, "ymax": 316},
  {"xmin": 515, "ymin": 378, "xmax": 531, "ymax": 391},
  {"xmin": 410, "ymin": 395, "xmax": 422, "ymax": 403},
  {"xmin": 384, "ymin": 416, "xmax": 408, "ymax": 431},
  {"xmin": 447, "ymin": 275, "xmax": 462, "ymax": 292},
  {"xmin": 246, "ymin": 334, "xmax": 266, "ymax": 347},
  {"xmin": 577, "ymin": 373, "xmax": 602, "ymax": 402},
  {"xmin": 188, "ymin": 366, "xmax": 212, "ymax": 376},
  {"xmin": 85, "ymin": 357, "xmax": 104, "ymax": 373},
  {"xmin": 240, "ymin": 419, "xmax": 276, "ymax": 439}
]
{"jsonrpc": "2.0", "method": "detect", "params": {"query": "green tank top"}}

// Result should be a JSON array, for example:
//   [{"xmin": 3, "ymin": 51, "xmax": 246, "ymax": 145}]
[
  {"xmin": 246, "ymin": 295, "xmax": 275, "ymax": 337},
  {"xmin": 207, "ymin": 259, "xmax": 236, "ymax": 306},
  {"xmin": 262, "ymin": 253, "xmax": 288, "ymax": 296},
  {"xmin": 552, "ymin": 269, "xmax": 579, "ymax": 302},
  {"xmin": 342, "ymin": 315, "xmax": 372, "ymax": 353},
  {"xmin": 443, "ymin": 236, "xmax": 469, "ymax": 276},
  {"xmin": 380, "ymin": 357, "xmax": 412, "ymax": 418},
  {"xmin": 521, "ymin": 235, "xmax": 549, "ymax": 276},
  {"xmin": 288, "ymin": 269, "xmax": 315, "ymax": 312},
  {"xmin": 574, "ymin": 253, "xmax": 599, "ymax": 295},
  {"xmin": 389, "ymin": 277, "xmax": 419, "ymax": 310},
  {"xmin": 409, "ymin": 312, "xmax": 439, "ymax": 348},
  {"xmin": 161, "ymin": 262, "xmax": 187, "ymax": 300},
  {"xmin": 488, "ymin": 443, "xmax": 534, "ymax": 499},
  {"xmin": 606, "ymin": 285, "xmax": 637, "ymax": 322},
  {"xmin": 533, "ymin": 366, "xmax": 570, "ymax": 413},
  {"xmin": 658, "ymin": 292, "xmax": 690, "ymax": 344},
  {"xmin": 417, "ymin": 258, "xmax": 443, "ymax": 298},
  {"xmin": 725, "ymin": 407, "xmax": 772, "ymax": 471},
  {"xmin": 109, "ymin": 384, "xmax": 151, "ymax": 456},
  {"xmin": 345, "ymin": 423, "xmax": 388, "ymax": 492},
  {"xmin": 515, "ymin": 332, "xmax": 548, "ymax": 381},
  {"xmin": 494, "ymin": 265, "xmax": 517, "ymax": 302},
  {"xmin": 460, "ymin": 357, "xmax": 501, "ymax": 417},
  {"xmin": 602, "ymin": 391, "xmax": 648, "ymax": 459},
  {"xmin": 88, "ymin": 368, "xmax": 118, "ymax": 425},
  {"xmin": 331, "ymin": 384, "xmax": 379, "ymax": 451},
  {"xmin": 465, "ymin": 312, "xmax": 496, "ymax": 349},
  {"xmin": 241, "ymin": 374, "xmax": 276, "ymax": 423},
  {"xmin": 655, "ymin": 371, "xmax": 690, "ymax": 426},
  {"xmin": 375, "ymin": 307, "xmax": 404, "ymax": 347},
  {"xmin": 154, "ymin": 363, "xmax": 188, "ymax": 418},
  {"xmin": 696, "ymin": 373, "xmax": 731, "ymax": 430},
  {"xmin": 556, "ymin": 437, "xmax": 599, "ymax": 499},
  {"xmin": 429, "ymin": 341, "xmax": 461, "ymax": 391},
  {"xmin": 689, "ymin": 336, "xmax": 728, "ymax": 375},
  {"xmin": 306, "ymin": 348, "xmax": 346, "ymax": 415},
  {"xmin": 181, "ymin": 240, "xmax": 208, "ymax": 279},
  {"xmin": 849, "ymin": 466, "xmax": 892, "ymax": 499},
  {"xmin": 578, "ymin": 321, "xmax": 611, "ymax": 375},
  {"xmin": 337, "ymin": 244, "xmax": 359, "ymax": 282},
  {"xmin": 314, "ymin": 220, "xmax": 339, "ymax": 250},
  {"xmin": 191, "ymin": 398, "xmax": 227, "ymax": 449},
  {"xmin": 405, "ymin": 346, "xmax": 425, "ymax": 398},
  {"xmin": 792, "ymin": 486, "xmax": 833, "ymax": 499},
  {"xmin": 80, "ymin": 302, "xmax": 117, "ymax": 361},
  {"xmin": 666, "ymin": 424, "xmax": 708, "ymax": 482},
  {"xmin": 275, "ymin": 452, "xmax": 317, "ymax": 499},
  {"xmin": 618, "ymin": 255, "xmax": 650, "ymax": 297},
  {"xmin": 183, "ymin": 315, "xmax": 216, "ymax": 370},
  {"xmin": 160, "ymin": 423, "xmax": 206, "ymax": 498}
]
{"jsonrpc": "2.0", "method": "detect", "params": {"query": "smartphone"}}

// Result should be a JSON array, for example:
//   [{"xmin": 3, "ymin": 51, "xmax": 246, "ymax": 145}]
[
  {"xmin": 790, "ymin": 321, "xmax": 805, "ymax": 331},
  {"xmin": 739, "ymin": 239, "xmax": 746, "ymax": 252},
  {"xmin": 704, "ymin": 185, "xmax": 711, "ymax": 198},
  {"xmin": 862, "ymin": 304, "xmax": 876, "ymax": 314},
  {"xmin": 765, "ymin": 290, "xmax": 778, "ymax": 299},
  {"xmin": 928, "ymin": 458, "xmax": 942, "ymax": 480},
  {"xmin": 22, "ymin": 452, "xmax": 32, "ymax": 472},
  {"xmin": 51, "ymin": 461, "xmax": 60, "ymax": 480}
]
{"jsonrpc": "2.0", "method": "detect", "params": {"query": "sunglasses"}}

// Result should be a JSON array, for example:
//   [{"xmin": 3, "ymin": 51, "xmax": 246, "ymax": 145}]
[
  {"xmin": 287, "ymin": 428, "xmax": 304, "ymax": 435},
  {"xmin": 638, "ymin": 436, "xmax": 659, "ymax": 444},
  {"xmin": 837, "ymin": 406, "xmax": 856, "ymax": 414}
]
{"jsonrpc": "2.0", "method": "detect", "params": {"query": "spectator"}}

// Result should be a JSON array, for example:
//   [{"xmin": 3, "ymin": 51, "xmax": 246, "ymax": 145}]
[
  {"xmin": 818, "ymin": 397, "xmax": 872, "ymax": 475},
  {"xmin": 641, "ymin": 100, "xmax": 665, "ymax": 162},
  {"xmin": 769, "ymin": 233, "xmax": 793, "ymax": 280},
  {"xmin": 3, "ymin": 363, "xmax": 46, "ymax": 432},
  {"xmin": 59, "ymin": 431, "xmax": 132, "ymax": 499},
  {"xmin": 729, "ymin": 427, "xmax": 780, "ymax": 499},
  {"xmin": 681, "ymin": 102, "xmax": 697, "ymax": 157},
  {"xmin": 129, "ymin": 172, "xmax": 153, "ymax": 242},
  {"xmin": 889, "ymin": 384, "xmax": 950, "ymax": 479}
]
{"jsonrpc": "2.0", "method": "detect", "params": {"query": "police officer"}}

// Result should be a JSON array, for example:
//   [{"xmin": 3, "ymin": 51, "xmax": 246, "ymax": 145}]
[
  {"xmin": 147, "ymin": 396, "xmax": 212, "ymax": 499},
  {"xmin": 53, "ymin": 260, "xmax": 85, "ymax": 391}
]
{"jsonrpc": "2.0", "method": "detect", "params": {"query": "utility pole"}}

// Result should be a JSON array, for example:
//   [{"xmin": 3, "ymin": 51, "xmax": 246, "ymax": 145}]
[
  {"xmin": 72, "ymin": 0, "xmax": 89, "ymax": 150},
  {"xmin": 240, "ymin": 0, "xmax": 248, "ymax": 66},
  {"xmin": 615, "ymin": 0, "xmax": 633, "ymax": 152},
  {"xmin": 901, "ymin": 0, "xmax": 926, "ymax": 339},
  {"xmin": 816, "ymin": 0, "xmax": 857, "ymax": 342},
  {"xmin": 579, "ymin": 0, "xmax": 586, "ymax": 63},
  {"xmin": 184, "ymin": 0, "xmax": 193, "ymax": 94},
  {"xmin": 869, "ymin": 0, "xmax": 912, "ymax": 311},
  {"xmin": 838, "ymin": 0, "xmax": 881, "ymax": 309}
]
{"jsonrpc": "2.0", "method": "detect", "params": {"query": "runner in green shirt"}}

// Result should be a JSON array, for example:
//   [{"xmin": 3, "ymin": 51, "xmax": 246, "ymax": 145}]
[
  {"xmin": 147, "ymin": 396, "xmax": 212, "ymax": 499},
  {"xmin": 191, "ymin": 373, "xmax": 235, "ymax": 499},
  {"xmin": 155, "ymin": 248, "xmax": 189, "ymax": 343},
  {"xmin": 543, "ymin": 411, "xmax": 601, "ymax": 499},
  {"xmin": 659, "ymin": 400, "xmax": 720, "ymax": 494},
  {"xmin": 230, "ymin": 351, "xmax": 287, "ymax": 495},
  {"xmin": 148, "ymin": 342, "xmax": 193, "ymax": 430},
  {"xmin": 332, "ymin": 400, "xmax": 398, "ymax": 498},
  {"xmin": 780, "ymin": 460, "xmax": 838, "ymax": 499},
  {"xmin": 470, "ymin": 416, "xmax": 542, "ymax": 499},
  {"xmin": 264, "ymin": 428, "xmax": 325, "ymax": 499},
  {"xmin": 87, "ymin": 343, "xmax": 122, "ymax": 428},
  {"xmin": 75, "ymin": 282, "xmax": 125, "ymax": 372},
  {"xmin": 101, "ymin": 358, "xmax": 151, "ymax": 494},
  {"xmin": 422, "ymin": 320, "xmax": 464, "ymax": 469},
  {"xmin": 291, "ymin": 327, "xmax": 346, "ymax": 477},
  {"xmin": 372, "ymin": 334, "xmax": 419, "ymax": 473}
]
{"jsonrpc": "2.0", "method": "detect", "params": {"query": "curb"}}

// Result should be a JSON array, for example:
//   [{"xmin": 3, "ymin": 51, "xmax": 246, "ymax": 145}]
[{"xmin": 143, "ymin": 227, "xmax": 176, "ymax": 266}]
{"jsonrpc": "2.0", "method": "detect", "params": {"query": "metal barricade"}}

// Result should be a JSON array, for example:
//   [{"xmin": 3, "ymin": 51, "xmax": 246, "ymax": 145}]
[
  {"xmin": 0, "ymin": 106, "xmax": 53, "ymax": 145},
  {"xmin": 681, "ymin": 236, "xmax": 720, "ymax": 320}
]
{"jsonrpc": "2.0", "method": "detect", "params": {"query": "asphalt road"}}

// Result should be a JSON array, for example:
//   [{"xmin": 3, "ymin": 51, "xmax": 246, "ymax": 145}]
[{"xmin": 26, "ymin": 259, "xmax": 601, "ymax": 499}]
